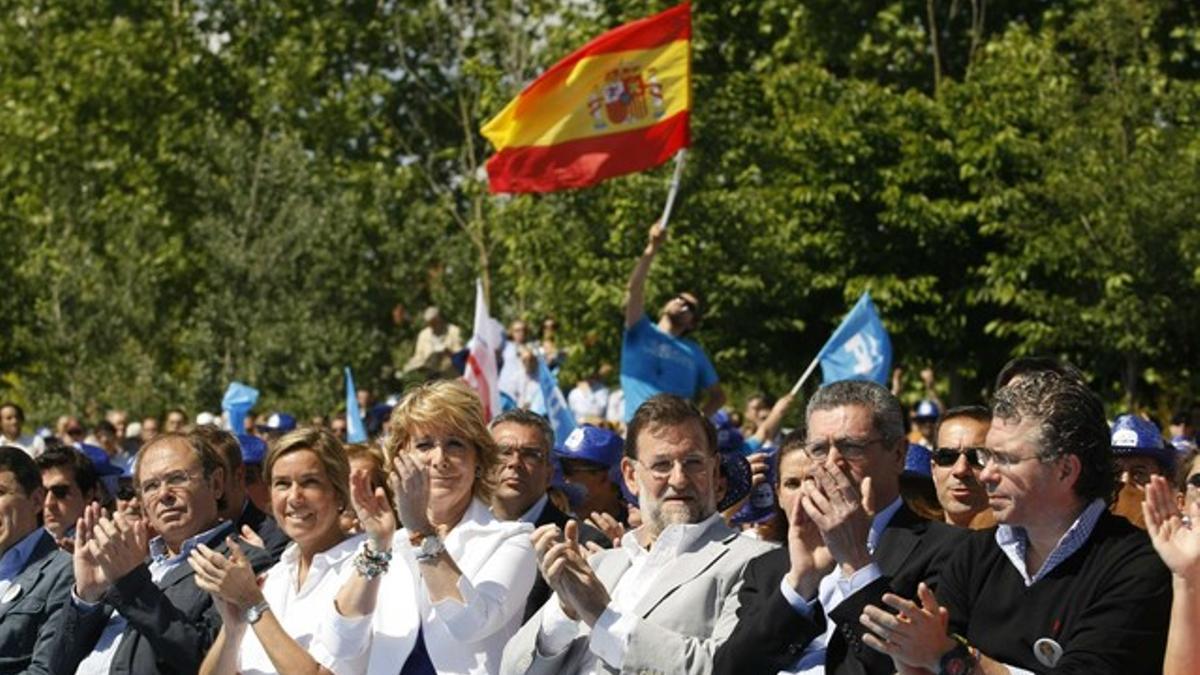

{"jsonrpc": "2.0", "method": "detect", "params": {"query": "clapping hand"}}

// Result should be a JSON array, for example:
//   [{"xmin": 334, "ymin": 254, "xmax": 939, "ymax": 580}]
[
  {"xmin": 351, "ymin": 468, "xmax": 397, "ymax": 552},
  {"xmin": 189, "ymin": 538, "xmax": 264, "ymax": 627},
  {"xmin": 586, "ymin": 511, "xmax": 626, "ymax": 548},
  {"xmin": 391, "ymin": 452, "xmax": 433, "ymax": 537},
  {"xmin": 860, "ymin": 583, "xmax": 955, "ymax": 671},
  {"xmin": 73, "ymin": 502, "xmax": 149, "ymax": 603},
  {"xmin": 532, "ymin": 520, "xmax": 611, "ymax": 626},
  {"xmin": 1143, "ymin": 475, "xmax": 1200, "ymax": 581},
  {"xmin": 785, "ymin": 478, "xmax": 835, "ymax": 598}
]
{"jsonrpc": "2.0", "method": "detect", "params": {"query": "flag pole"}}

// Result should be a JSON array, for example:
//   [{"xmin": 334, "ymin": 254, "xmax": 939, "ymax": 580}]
[
  {"xmin": 789, "ymin": 353, "xmax": 822, "ymax": 397},
  {"xmin": 659, "ymin": 149, "xmax": 687, "ymax": 229}
]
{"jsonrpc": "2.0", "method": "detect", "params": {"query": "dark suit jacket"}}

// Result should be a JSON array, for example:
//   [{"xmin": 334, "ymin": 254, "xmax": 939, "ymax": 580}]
[
  {"xmin": 47, "ymin": 521, "xmax": 273, "ymax": 675},
  {"xmin": 714, "ymin": 502, "xmax": 964, "ymax": 675},
  {"xmin": 0, "ymin": 530, "xmax": 73, "ymax": 675},
  {"xmin": 521, "ymin": 499, "xmax": 611, "ymax": 622},
  {"xmin": 237, "ymin": 498, "xmax": 290, "ymax": 562}
]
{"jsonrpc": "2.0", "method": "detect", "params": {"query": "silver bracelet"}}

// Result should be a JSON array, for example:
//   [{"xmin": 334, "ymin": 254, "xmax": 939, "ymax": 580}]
[{"xmin": 353, "ymin": 540, "xmax": 393, "ymax": 579}]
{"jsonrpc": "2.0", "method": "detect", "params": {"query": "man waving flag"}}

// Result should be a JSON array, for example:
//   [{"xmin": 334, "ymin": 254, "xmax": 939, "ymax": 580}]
[{"xmin": 481, "ymin": 3, "xmax": 692, "ymax": 193}]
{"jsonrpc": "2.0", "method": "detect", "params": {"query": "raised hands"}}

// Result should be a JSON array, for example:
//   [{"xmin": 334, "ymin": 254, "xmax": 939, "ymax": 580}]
[
  {"xmin": 532, "ymin": 520, "xmax": 611, "ymax": 626},
  {"xmin": 1143, "ymin": 475, "xmax": 1200, "ymax": 581},
  {"xmin": 586, "ymin": 511, "xmax": 626, "ymax": 548},
  {"xmin": 860, "ymin": 583, "xmax": 955, "ymax": 671},
  {"xmin": 391, "ymin": 452, "xmax": 433, "ymax": 536},
  {"xmin": 350, "ymin": 468, "xmax": 397, "ymax": 551},
  {"xmin": 784, "ymin": 478, "xmax": 835, "ymax": 598},
  {"xmin": 73, "ymin": 502, "xmax": 150, "ymax": 603},
  {"xmin": 189, "ymin": 538, "xmax": 264, "ymax": 627},
  {"xmin": 645, "ymin": 219, "xmax": 667, "ymax": 257},
  {"xmin": 800, "ymin": 464, "xmax": 875, "ymax": 574}
]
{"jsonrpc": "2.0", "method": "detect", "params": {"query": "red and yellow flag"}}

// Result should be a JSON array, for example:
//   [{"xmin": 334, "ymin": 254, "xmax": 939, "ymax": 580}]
[{"xmin": 481, "ymin": 3, "xmax": 691, "ymax": 194}]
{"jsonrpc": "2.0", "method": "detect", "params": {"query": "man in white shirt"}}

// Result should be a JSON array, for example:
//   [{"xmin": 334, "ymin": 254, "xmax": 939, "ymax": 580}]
[{"xmin": 501, "ymin": 393, "xmax": 775, "ymax": 675}]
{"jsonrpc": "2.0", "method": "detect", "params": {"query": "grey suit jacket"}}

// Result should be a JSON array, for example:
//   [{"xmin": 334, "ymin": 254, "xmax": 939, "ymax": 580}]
[
  {"xmin": 501, "ymin": 516, "xmax": 777, "ymax": 675},
  {"xmin": 0, "ymin": 530, "xmax": 73, "ymax": 675}
]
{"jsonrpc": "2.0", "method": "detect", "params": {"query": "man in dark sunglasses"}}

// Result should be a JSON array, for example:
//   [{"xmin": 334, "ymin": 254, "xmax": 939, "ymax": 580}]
[
  {"xmin": 620, "ymin": 220, "xmax": 725, "ymax": 422},
  {"xmin": 930, "ymin": 405, "xmax": 992, "ymax": 529},
  {"xmin": 35, "ymin": 446, "xmax": 100, "ymax": 543}
]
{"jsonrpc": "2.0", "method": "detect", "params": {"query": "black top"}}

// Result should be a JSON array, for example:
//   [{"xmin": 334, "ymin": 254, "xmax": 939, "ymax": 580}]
[{"xmin": 937, "ymin": 510, "xmax": 1171, "ymax": 674}]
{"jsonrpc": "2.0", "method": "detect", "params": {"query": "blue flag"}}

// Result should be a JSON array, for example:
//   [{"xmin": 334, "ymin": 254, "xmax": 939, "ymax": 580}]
[
  {"xmin": 344, "ymin": 367, "xmax": 368, "ymax": 443},
  {"xmin": 221, "ymin": 382, "xmax": 259, "ymax": 436},
  {"xmin": 818, "ymin": 291, "xmax": 892, "ymax": 385},
  {"xmin": 534, "ymin": 352, "xmax": 578, "ymax": 447}
]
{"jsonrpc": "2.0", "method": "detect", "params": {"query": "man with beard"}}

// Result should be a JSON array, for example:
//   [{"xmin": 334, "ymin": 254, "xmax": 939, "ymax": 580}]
[
  {"xmin": 502, "ymin": 394, "xmax": 774, "ymax": 675},
  {"xmin": 619, "ymin": 221, "xmax": 725, "ymax": 422},
  {"xmin": 930, "ymin": 405, "xmax": 993, "ymax": 529}
]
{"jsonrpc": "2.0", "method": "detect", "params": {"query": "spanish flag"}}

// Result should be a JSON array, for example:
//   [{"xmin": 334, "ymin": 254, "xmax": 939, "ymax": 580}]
[{"xmin": 481, "ymin": 3, "xmax": 691, "ymax": 194}]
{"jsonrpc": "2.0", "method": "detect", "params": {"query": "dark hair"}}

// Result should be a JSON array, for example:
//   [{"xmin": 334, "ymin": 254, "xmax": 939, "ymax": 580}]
[
  {"xmin": 777, "ymin": 428, "xmax": 808, "ymax": 460},
  {"xmin": 935, "ymin": 405, "xmax": 992, "ymax": 441},
  {"xmin": 0, "ymin": 445, "xmax": 42, "ymax": 496},
  {"xmin": 0, "ymin": 403, "xmax": 25, "ymax": 425},
  {"xmin": 188, "ymin": 425, "xmax": 243, "ymax": 472},
  {"xmin": 806, "ymin": 380, "xmax": 905, "ymax": 446},
  {"xmin": 489, "ymin": 408, "xmax": 554, "ymax": 457},
  {"xmin": 994, "ymin": 356, "xmax": 1085, "ymax": 391},
  {"xmin": 36, "ymin": 446, "xmax": 99, "ymax": 496},
  {"xmin": 991, "ymin": 372, "xmax": 1113, "ymax": 502},
  {"xmin": 624, "ymin": 394, "xmax": 717, "ymax": 459},
  {"xmin": 94, "ymin": 420, "xmax": 117, "ymax": 438},
  {"xmin": 1175, "ymin": 447, "xmax": 1200, "ymax": 494}
]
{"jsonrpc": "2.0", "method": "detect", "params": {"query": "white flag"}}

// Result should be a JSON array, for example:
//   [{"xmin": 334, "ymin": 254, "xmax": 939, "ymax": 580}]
[{"xmin": 462, "ymin": 279, "xmax": 503, "ymax": 420}]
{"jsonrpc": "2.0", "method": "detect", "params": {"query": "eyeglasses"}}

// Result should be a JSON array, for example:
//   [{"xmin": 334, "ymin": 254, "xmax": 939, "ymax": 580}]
[
  {"xmin": 1186, "ymin": 474, "xmax": 1200, "ymax": 490},
  {"xmin": 932, "ymin": 447, "xmax": 987, "ymax": 469},
  {"xmin": 138, "ymin": 469, "xmax": 203, "ymax": 499},
  {"xmin": 802, "ymin": 436, "xmax": 883, "ymax": 461},
  {"xmin": 46, "ymin": 484, "xmax": 73, "ymax": 500},
  {"xmin": 635, "ymin": 454, "xmax": 712, "ymax": 479},
  {"xmin": 975, "ymin": 448, "xmax": 1055, "ymax": 468},
  {"xmin": 497, "ymin": 444, "xmax": 547, "ymax": 464}
]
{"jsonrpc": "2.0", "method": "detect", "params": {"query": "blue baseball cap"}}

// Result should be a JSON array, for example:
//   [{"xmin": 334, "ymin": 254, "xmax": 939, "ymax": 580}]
[
  {"xmin": 718, "ymin": 450, "xmax": 752, "ymax": 511},
  {"xmin": 257, "ymin": 412, "xmax": 296, "ymax": 434},
  {"xmin": 236, "ymin": 434, "xmax": 268, "ymax": 465},
  {"xmin": 554, "ymin": 425, "xmax": 623, "ymax": 469},
  {"xmin": 710, "ymin": 410, "xmax": 745, "ymax": 453},
  {"xmin": 79, "ymin": 443, "xmax": 124, "ymax": 477},
  {"xmin": 1111, "ymin": 414, "xmax": 1173, "ymax": 471},
  {"xmin": 904, "ymin": 443, "xmax": 932, "ymax": 477},
  {"xmin": 914, "ymin": 400, "xmax": 940, "ymax": 421}
]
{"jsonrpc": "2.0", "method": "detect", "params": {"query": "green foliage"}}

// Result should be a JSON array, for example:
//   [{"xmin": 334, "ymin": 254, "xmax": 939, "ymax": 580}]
[{"xmin": 2, "ymin": 0, "xmax": 1199, "ymax": 424}]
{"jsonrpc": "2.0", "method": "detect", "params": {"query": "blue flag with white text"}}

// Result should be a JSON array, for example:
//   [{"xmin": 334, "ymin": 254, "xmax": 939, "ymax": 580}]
[
  {"xmin": 344, "ymin": 367, "xmax": 368, "ymax": 443},
  {"xmin": 818, "ymin": 291, "xmax": 892, "ymax": 386},
  {"xmin": 535, "ymin": 352, "xmax": 578, "ymax": 447}
]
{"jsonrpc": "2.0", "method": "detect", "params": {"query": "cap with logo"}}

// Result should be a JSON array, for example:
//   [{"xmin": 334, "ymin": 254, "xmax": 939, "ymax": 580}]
[
  {"xmin": 1111, "ymin": 414, "xmax": 1174, "ymax": 472},
  {"xmin": 553, "ymin": 425, "xmax": 623, "ymax": 469},
  {"xmin": 257, "ymin": 413, "xmax": 296, "ymax": 434},
  {"xmin": 914, "ymin": 400, "xmax": 940, "ymax": 421}
]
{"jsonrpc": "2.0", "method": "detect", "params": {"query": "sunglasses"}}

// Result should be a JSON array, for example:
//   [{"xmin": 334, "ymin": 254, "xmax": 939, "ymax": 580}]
[
  {"xmin": 46, "ymin": 485, "xmax": 73, "ymax": 500},
  {"xmin": 116, "ymin": 485, "xmax": 138, "ymax": 501},
  {"xmin": 932, "ymin": 447, "xmax": 987, "ymax": 469}
]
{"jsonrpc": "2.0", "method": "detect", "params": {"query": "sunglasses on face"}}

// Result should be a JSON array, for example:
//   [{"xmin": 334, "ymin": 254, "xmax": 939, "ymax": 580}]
[
  {"xmin": 932, "ymin": 447, "xmax": 987, "ymax": 469},
  {"xmin": 46, "ymin": 484, "xmax": 73, "ymax": 500},
  {"xmin": 116, "ymin": 485, "xmax": 137, "ymax": 501}
]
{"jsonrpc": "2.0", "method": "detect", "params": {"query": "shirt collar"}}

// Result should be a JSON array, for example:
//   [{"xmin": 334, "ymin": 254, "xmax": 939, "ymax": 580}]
[
  {"xmin": 995, "ymin": 498, "xmax": 1107, "ymax": 585},
  {"xmin": 623, "ymin": 512, "xmax": 722, "ymax": 558},
  {"xmin": 0, "ymin": 527, "xmax": 45, "ymax": 580},
  {"xmin": 149, "ymin": 520, "xmax": 231, "ymax": 565},
  {"xmin": 869, "ymin": 497, "xmax": 905, "ymax": 554},
  {"xmin": 518, "ymin": 494, "xmax": 549, "ymax": 525}
]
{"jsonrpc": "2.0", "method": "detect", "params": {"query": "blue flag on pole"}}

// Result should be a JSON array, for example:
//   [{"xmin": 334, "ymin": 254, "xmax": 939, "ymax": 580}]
[
  {"xmin": 534, "ymin": 352, "xmax": 578, "ymax": 447},
  {"xmin": 221, "ymin": 382, "xmax": 259, "ymax": 436},
  {"xmin": 344, "ymin": 367, "xmax": 368, "ymax": 443},
  {"xmin": 817, "ymin": 291, "xmax": 892, "ymax": 386}
]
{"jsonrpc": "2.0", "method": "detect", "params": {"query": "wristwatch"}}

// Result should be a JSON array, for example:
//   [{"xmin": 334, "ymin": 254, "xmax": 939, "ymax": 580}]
[
  {"xmin": 413, "ymin": 532, "xmax": 445, "ymax": 563},
  {"xmin": 938, "ymin": 636, "xmax": 977, "ymax": 675},
  {"xmin": 244, "ymin": 600, "xmax": 271, "ymax": 625}
]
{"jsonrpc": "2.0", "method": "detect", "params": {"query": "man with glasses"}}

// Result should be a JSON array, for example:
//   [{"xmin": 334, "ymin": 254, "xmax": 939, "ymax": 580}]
[
  {"xmin": 930, "ymin": 405, "xmax": 993, "ymax": 529},
  {"xmin": 502, "ymin": 394, "xmax": 773, "ymax": 675},
  {"xmin": 860, "ymin": 371, "xmax": 1171, "ymax": 674},
  {"xmin": 619, "ymin": 220, "xmax": 725, "ymax": 423},
  {"xmin": 713, "ymin": 379, "xmax": 962, "ymax": 675},
  {"xmin": 37, "ymin": 445, "xmax": 101, "ymax": 544},
  {"xmin": 47, "ymin": 431, "xmax": 271, "ymax": 675},
  {"xmin": 488, "ymin": 409, "xmax": 608, "ymax": 621}
]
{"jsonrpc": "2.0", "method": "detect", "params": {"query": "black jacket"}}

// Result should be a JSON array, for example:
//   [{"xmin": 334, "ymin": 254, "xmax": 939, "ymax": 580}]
[{"xmin": 237, "ymin": 498, "xmax": 290, "ymax": 562}]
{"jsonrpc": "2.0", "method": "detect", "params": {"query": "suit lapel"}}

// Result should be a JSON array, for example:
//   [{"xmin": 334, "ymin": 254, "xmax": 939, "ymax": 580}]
[
  {"xmin": 157, "ymin": 522, "xmax": 236, "ymax": 590},
  {"xmin": 873, "ymin": 504, "xmax": 923, "ymax": 578},
  {"xmin": 633, "ymin": 519, "xmax": 735, "ymax": 617},
  {"xmin": 0, "ymin": 531, "xmax": 56, "ymax": 617}
]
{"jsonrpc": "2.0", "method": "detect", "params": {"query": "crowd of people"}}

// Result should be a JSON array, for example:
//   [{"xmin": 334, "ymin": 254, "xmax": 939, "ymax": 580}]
[{"xmin": 2, "ymin": 223, "xmax": 1200, "ymax": 675}]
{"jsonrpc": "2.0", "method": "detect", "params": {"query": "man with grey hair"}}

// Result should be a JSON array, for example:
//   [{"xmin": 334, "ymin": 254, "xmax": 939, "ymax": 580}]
[
  {"xmin": 488, "ymin": 408, "xmax": 607, "ymax": 621},
  {"xmin": 859, "ymin": 372, "xmax": 1170, "ymax": 674},
  {"xmin": 714, "ymin": 379, "xmax": 962, "ymax": 675},
  {"xmin": 502, "ymin": 394, "xmax": 774, "ymax": 675}
]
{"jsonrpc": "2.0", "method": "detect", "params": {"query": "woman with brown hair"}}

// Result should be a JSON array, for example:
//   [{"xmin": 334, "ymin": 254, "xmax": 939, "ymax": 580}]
[{"xmin": 315, "ymin": 379, "xmax": 537, "ymax": 674}]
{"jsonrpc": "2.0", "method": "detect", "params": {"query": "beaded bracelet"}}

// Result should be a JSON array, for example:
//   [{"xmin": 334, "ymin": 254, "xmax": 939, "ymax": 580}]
[{"xmin": 353, "ymin": 540, "xmax": 393, "ymax": 579}]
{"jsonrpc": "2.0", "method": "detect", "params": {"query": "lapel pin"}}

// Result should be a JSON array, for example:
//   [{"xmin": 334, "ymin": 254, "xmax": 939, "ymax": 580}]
[
  {"xmin": 1, "ymin": 583, "xmax": 22, "ymax": 604},
  {"xmin": 1033, "ymin": 637, "xmax": 1063, "ymax": 668}
]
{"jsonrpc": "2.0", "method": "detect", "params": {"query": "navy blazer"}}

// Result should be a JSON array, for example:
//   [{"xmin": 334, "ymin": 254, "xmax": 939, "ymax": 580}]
[
  {"xmin": 0, "ymin": 530, "xmax": 73, "ymax": 675},
  {"xmin": 46, "ymin": 521, "xmax": 272, "ymax": 675},
  {"xmin": 714, "ymin": 502, "xmax": 964, "ymax": 675}
]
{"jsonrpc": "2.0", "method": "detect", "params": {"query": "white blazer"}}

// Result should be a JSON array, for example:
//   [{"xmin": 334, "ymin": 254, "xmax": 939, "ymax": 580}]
[{"xmin": 313, "ymin": 498, "xmax": 536, "ymax": 675}]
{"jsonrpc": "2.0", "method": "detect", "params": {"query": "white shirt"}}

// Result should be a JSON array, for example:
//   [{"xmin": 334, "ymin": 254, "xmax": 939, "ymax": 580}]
[
  {"xmin": 242, "ymin": 534, "xmax": 366, "ymax": 675},
  {"xmin": 536, "ymin": 513, "xmax": 725, "ymax": 672},
  {"xmin": 567, "ymin": 381, "xmax": 610, "ymax": 421},
  {"xmin": 1, "ymin": 433, "xmax": 45, "ymax": 458},
  {"xmin": 779, "ymin": 498, "xmax": 904, "ymax": 674},
  {"xmin": 314, "ymin": 498, "xmax": 536, "ymax": 675}
]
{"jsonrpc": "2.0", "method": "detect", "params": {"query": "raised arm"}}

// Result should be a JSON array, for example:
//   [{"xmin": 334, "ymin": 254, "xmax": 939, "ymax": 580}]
[
  {"xmin": 752, "ymin": 393, "xmax": 795, "ymax": 445},
  {"xmin": 625, "ymin": 221, "xmax": 666, "ymax": 329}
]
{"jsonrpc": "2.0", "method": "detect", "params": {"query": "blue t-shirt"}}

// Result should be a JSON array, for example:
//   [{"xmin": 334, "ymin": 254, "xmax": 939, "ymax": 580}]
[{"xmin": 620, "ymin": 315, "xmax": 719, "ymax": 422}]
